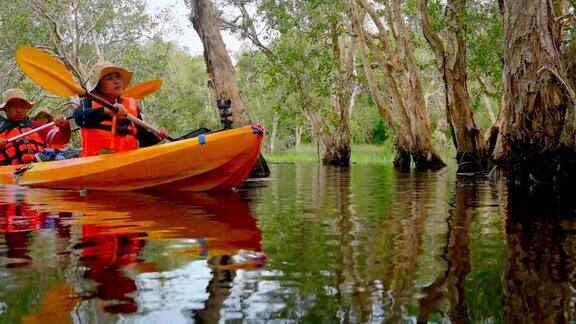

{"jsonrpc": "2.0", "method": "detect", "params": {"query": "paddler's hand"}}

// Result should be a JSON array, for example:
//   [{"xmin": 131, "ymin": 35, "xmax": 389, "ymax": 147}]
[
  {"xmin": 0, "ymin": 138, "xmax": 6, "ymax": 150},
  {"xmin": 53, "ymin": 115, "xmax": 70, "ymax": 128},
  {"xmin": 111, "ymin": 103, "xmax": 128, "ymax": 120},
  {"xmin": 157, "ymin": 128, "xmax": 169, "ymax": 140}
]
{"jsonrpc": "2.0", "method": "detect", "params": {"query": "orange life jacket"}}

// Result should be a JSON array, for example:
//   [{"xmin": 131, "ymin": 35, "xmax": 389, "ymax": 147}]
[
  {"xmin": 0, "ymin": 119, "xmax": 46, "ymax": 165},
  {"xmin": 80, "ymin": 97, "xmax": 139, "ymax": 157}
]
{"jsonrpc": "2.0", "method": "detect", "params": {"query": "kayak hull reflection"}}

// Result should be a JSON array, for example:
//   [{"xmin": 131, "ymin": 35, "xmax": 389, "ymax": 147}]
[{"xmin": 0, "ymin": 126, "xmax": 263, "ymax": 191}]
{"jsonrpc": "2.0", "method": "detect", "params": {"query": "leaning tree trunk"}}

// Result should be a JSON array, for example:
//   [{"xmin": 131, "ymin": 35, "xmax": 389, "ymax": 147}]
[
  {"xmin": 344, "ymin": 0, "xmax": 413, "ymax": 169},
  {"xmin": 498, "ymin": 0, "xmax": 575, "ymax": 185},
  {"xmin": 188, "ymin": 0, "xmax": 248, "ymax": 126},
  {"xmin": 188, "ymin": 0, "xmax": 269, "ymax": 177},
  {"xmin": 348, "ymin": 0, "xmax": 445, "ymax": 170},
  {"xmin": 419, "ymin": 0, "xmax": 487, "ymax": 173},
  {"xmin": 389, "ymin": 0, "xmax": 446, "ymax": 170}
]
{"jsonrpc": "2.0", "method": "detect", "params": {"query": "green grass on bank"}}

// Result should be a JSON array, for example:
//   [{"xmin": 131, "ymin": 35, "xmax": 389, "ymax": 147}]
[
  {"xmin": 265, "ymin": 142, "xmax": 456, "ymax": 165},
  {"xmin": 265, "ymin": 143, "xmax": 397, "ymax": 164}
]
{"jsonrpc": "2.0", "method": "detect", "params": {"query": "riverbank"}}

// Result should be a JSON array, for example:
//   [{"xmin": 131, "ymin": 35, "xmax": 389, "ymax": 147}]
[{"xmin": 265, "ymin": 143, "xmax": 455, "ymax": 165}]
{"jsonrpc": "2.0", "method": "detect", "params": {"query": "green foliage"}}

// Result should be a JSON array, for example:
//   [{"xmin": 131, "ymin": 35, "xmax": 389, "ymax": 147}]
[
  {"xmin": 0, "ymin": 0, "xmax": 218, "ymax": 138},
  {"xmin": 0, "ymin": 0, "xmax": 504, "ymax": 159},
  {"xmin": 371, "ymin": 118, "xmax": 389, "ymax": 145},
  {"xmin": 121, "ymin": 40, "xmax": 220, "ymax": 135}
]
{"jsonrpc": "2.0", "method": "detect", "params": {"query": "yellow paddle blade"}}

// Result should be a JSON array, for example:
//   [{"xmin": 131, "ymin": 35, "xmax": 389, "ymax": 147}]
[
  {"xmin": 16, "ymin": 47, "xmax": 86, "ymax": 97},
  {"xmin": 123, "ymin": 79, "xmax": 162, "ymax": 99}
]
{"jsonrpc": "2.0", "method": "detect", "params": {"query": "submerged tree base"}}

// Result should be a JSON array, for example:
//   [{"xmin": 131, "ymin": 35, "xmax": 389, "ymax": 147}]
[
  {"xmin": 250, "ymin": 154, "xmax": 271, "ymax": 178},
  {"xmin": 322, "ymin": 145, "xmax": 351, "ymax": 166},
  {"xmin": 412, "ymin": 152, "xmax": 446, "ymax": 171},
  {"xmin": 393, "ymin": 150, "xmax": 411, "ymax": 171},
  {"xmin": 456, "ymin": 151, "xmax": 487, "ymax": 174},
  {"xmin": 503, "ymin": 145, "xmax": 576, "ymax": 188}
]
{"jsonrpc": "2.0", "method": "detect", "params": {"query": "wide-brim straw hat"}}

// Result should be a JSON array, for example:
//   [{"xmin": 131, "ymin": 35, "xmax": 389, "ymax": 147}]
[
  {"xmin": 88, "ymin": 61, "xmax": 133, "ymax": 92},
  {"xmin": 0, "ymin": 88, "xmax": 35, "ymax": 111}
]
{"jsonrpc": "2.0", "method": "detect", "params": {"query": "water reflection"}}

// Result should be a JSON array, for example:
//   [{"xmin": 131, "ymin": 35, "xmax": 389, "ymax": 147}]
[
  {"xmin": 502, "ymin": 184, "xmax": 576, "ymax": 323},
  {"xmin": 253, "ymin": 165, "xmax": 504, "ymax": 322},
  {"xmin": 3, "ymin": 163, "xmax": 576, "ymax": 322},
  {"xmin": 76, "ymin": 225, "xmax": 147, "ymax": 314},
  {"xmin": 418, "ymin": 180, "xmax": 477, "ymax": 323},
  {"xmin": 0, "ymin": 197, "xmax": 73, "ymax": 269},
  {"xmin": 0, "ymin": 187, "xmax": 265, "ymax": 322}
]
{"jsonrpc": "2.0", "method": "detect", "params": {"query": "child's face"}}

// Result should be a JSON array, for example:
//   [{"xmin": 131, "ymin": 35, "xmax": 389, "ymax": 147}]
[
  {"xmin": 99, "ymin": 72, "xmax": 124, "ymax": 98},
  {"xmin": 4, "ymin": 101, "xmax": 28, "ymax": 122}
]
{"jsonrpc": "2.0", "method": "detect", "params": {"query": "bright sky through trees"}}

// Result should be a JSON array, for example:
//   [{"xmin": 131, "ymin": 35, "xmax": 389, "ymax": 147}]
[{"xmin": 146, "ymin": 0, "xmax": 242, "ymax": 56}]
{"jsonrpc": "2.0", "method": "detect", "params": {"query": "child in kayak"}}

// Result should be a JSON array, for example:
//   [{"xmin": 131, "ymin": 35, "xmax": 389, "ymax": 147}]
[
  {"xmin": 73, "ymin": 62, "xmax": 167, "ymax": 157},
  {"xmin": 33, "ymin": 110, "xmax": 68, "ymax": 150},
  {"xmin": 0, "ymin": 88, "xmax": 71, "ymax": 165}
]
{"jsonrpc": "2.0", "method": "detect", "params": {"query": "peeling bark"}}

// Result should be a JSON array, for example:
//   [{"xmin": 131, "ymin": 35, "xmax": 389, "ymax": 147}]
[
  {"xmin": 188, "ymin": 0, "xmax": 249, "ymax": 127},
  {"xmin": 498, "ymin": 0, "xmax": 576, "ymax": 185},
  {"xmin": 419, "ymin": 0, "xmax": 487, "ymax": 173},
  {"xmin": 188, "ymin": 0, "xmax": 270, "ymax": 177},
  {"xmin": 344, "ymin": 0, "xmax": 413, "ymax": 168},
  {"xmin": 347, "ymin": 0, "xmax": 445, "ymax": 170},
  {"xmin": 321, "ymin": 21, "xmax": 357, "ymax": 166},
  {"xmin": 389, "ymin": 0, "xmax": 446, "ymax": 171}
]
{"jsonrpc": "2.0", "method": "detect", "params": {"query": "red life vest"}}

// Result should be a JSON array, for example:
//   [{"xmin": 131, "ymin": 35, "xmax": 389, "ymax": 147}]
[
  {"xmin": 0, "ymin": 119, "xmax": 46, "ymax": 165},
  {"xmin": 0, "ymin": 203, "xmax": 45, "ymax": 233},
  {"xmin": 80, "ymin": 97, "xmax": 139, "ymax": 157}
]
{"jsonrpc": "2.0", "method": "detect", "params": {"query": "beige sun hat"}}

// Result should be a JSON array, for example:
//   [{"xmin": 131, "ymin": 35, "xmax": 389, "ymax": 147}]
[
  {"xmin": 87, "ymin": 61, "xmax": 133, "ymax": 92},
  {"xmin": 32, "ymin": 109, "xmax": 54, "ymax": 122},
  {"xmin": 0, "ymin": 88, "xmax": 35, "ymax": 111}
]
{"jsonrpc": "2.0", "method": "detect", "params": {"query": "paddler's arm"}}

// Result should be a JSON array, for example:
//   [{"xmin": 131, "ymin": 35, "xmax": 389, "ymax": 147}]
[
  {"xmin": 136, "ymin": 126, "xmax": 161, "ymax": 147},
  {"xmin": 73, "ymin": 99, "xmax": 110, "ymax": 127},
  {"xmin": 37, "ymin": 117, "xmax": 71, "ymax": 146},
  {"xmin": 135, "ymin": 111, "xmax": 168, "ymax": 147}
]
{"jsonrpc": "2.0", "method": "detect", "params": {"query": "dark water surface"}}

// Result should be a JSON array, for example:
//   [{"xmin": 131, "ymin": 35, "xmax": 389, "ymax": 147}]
[{"xmin": 0, "ymin": 163, "xmax": 575, "ymax": 323}]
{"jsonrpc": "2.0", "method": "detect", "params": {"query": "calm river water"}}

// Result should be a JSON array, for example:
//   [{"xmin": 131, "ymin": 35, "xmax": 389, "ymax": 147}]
[{"xmin": 0, "ymin": 163, "xmax": 575, "ymax": 323}]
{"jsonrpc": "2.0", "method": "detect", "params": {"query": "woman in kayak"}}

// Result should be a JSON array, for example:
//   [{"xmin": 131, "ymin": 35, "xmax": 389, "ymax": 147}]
[
  {"xmin": 0, "ymin": 88, "xmax": 71, "ymax": 165},
  {"xmin": 73, "ymin": 62, "xmax": 167, "ymax": 157}
]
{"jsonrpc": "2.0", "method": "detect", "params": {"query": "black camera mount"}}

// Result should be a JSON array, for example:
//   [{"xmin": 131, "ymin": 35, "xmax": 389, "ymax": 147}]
[{"xmin": 217, "ymin": 98, "xmax": 233, "ymax": 130}]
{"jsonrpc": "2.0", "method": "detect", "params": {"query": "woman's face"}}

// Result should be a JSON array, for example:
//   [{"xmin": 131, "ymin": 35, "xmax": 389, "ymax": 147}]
[{"xmin": 99, "ymin": 72, "xmax": 123, "ymax": 98}]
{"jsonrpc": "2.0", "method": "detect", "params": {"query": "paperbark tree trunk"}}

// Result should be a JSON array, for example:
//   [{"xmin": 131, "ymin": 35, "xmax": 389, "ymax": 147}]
[
  {"xmin": 268, "ymin": 113, "xmax": 278, "ymax": 153},
  {"xmin": 322, "ymin": 21, "xmax": 357, "ymax": 166},
  {"xmin": 188, "ymin": 0, "xmax": 249, "ymax": 127},
  {"xmin": 419, "ymin": 0, "xmax": 487, "ymax": 173},
  {"xmin": 188, "ymin": 0, "xmax": 269, "ymax": 177},
  {"xmin": 295, "ymin": 125, "xmax": 302, "ymax": 149},
  {"xmin": 388, "ymin": 0, "xmax": 446, "ymax": 170},
  {"xmin": 217, "ymin": 1, "xmax": 355, "ymax": 166},
  {"xmin": 497, "ymin": 0, "xmax": 575, "ymax": 185},
  {"xmin": 344, "ymin": 0, "xmax": 412, "ymax": 169},
  {"xmin": 347, "ymin": 0, "xmax": 445, "ymax": 170}
]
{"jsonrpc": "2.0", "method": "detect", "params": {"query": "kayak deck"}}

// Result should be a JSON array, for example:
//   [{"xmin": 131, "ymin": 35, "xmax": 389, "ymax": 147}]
[{"xmin": 0, "ymin": 126, "xmax": 263, "ymax": 191}]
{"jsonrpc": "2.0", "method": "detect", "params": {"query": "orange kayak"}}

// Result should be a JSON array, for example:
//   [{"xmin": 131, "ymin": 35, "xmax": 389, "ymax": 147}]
[{"xmin": 0, "ymin": 126, "xmax": 263, "ymax": 191}]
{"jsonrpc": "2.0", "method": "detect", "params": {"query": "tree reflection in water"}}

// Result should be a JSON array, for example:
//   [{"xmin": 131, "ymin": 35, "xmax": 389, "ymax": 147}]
[
  {"xmin": 418, "ymin": 179, "xmax": 477, "ymax": 323},
  {"xmin": 502, "ymin": 184, "xmax": 576, "ymax": 323},
  {"xmin": 3, "ymin": 164, "xmax": 576, "ymax": 321}
]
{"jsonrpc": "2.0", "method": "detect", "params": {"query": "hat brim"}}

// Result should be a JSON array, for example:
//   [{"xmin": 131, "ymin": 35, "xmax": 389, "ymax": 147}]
[
  {"xmin": 0, "ymin": 98, "xmax": 35, "ymax": 111},
  {"xmin": 90, "ymin": 67, "xmax": 133, "ymax": 92}
]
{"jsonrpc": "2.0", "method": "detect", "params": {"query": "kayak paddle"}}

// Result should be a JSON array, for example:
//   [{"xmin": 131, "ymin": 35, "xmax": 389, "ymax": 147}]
[
  {"xmin": 123, "ymin": 79, "xmax": 162, "ymax": 99},
  {"xmin": 15, "ymin": 47, "xmax": 173, "ymax": 141},
  {"xmin": 7, "ymin": 116, "xmax": 74, "ymax": 143}
]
